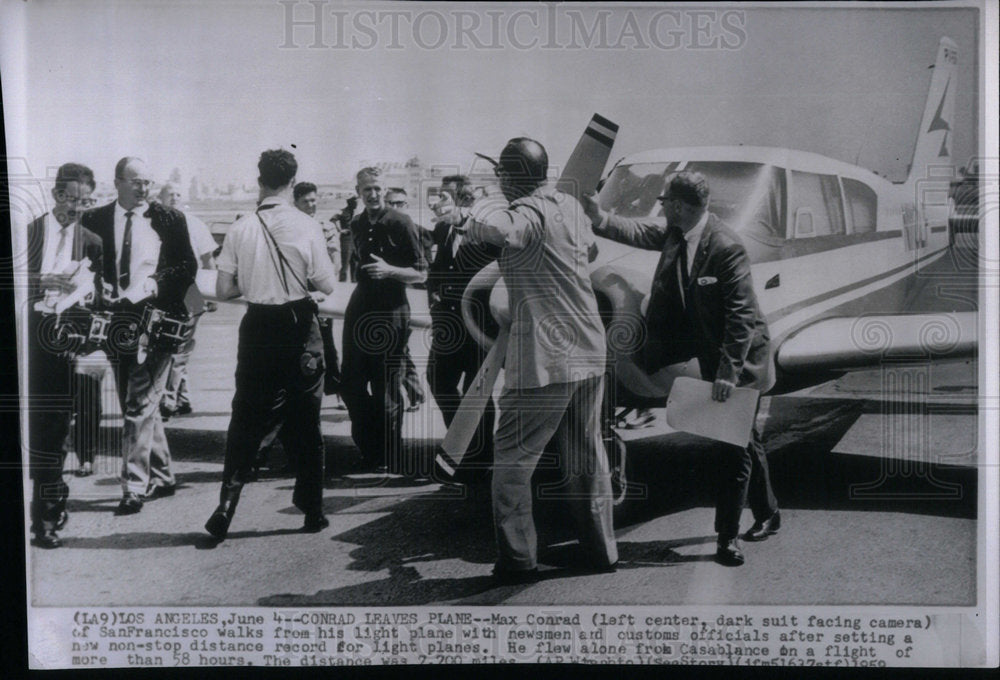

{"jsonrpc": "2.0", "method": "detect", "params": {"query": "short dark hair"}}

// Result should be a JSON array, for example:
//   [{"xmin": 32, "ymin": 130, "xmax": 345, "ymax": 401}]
[
  {"xmin": 441, "ymin": 174, "xmax": 469, "ymax": 189},
  {"xmin": 293, "ymin": 181, "xmax": 317, "ymax": 200},
  {"xmin": 386, "ymin": 187, "xmax": 407, "ymax": 196},
  {"xmin": 258, "ymin": 149, "xmax": 298, "ymax": 190},
  {"xmin": 55, "ymin": 163, "xmax": 96, "ymax": 191},
  {"xmin": 663, "ymin": 171, "xmax": 709, "ymax": 207}
]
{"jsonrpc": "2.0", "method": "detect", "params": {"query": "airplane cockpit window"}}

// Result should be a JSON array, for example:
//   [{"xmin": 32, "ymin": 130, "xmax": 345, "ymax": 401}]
[
  {"xmin": 598, "ymin": 162, "xmax": 679, "ymax": 217},
  {"xmin": 789, "ymin": 170, "xmax": 846, "ymax": 238},
  {"xmin": 842, "ymin": 178, "xmax": 877, "ymax": 233},
  {"xmin": 597, "ymin": 160, "xmax": 788, "ymax": 262},
  {"xmin": 681, "ymin": 162, "xmax": 786, "ymax": 241}
]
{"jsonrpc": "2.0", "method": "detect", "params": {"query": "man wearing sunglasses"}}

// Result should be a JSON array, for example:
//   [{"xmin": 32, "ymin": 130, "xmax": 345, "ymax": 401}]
[
  {"xmin": 582, "ymin": 171, "xmax": 779, "ymax": 567},
  {"xmin": 24, "ymin": 162, "xmax": 104, "ymax": 548},
  {"xmin": 82, "ymin": 157, "xmax": 197, "ymax": 515}
]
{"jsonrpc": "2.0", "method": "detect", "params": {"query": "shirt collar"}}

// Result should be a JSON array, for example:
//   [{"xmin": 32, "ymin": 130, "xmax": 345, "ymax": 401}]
[
  {"xmin": 258, "ymin": 195, "xmax": 287, "ymax": 210},
  {"xmin": 683, "ymin": 210, "xmax": 709, "ymax": 246},
  {"xmin": 116, "ymin": 200, "xmax": 146, "ymax": 218},
  {"xmin": 46, "ymin": 213, "xmax": 72, "ymax": 233}
]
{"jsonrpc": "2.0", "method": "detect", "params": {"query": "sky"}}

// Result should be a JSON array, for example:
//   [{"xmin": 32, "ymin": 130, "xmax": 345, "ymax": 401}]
[{"xmin": 1, "ymin": 1, "xmax": 983, "ymax": 189}]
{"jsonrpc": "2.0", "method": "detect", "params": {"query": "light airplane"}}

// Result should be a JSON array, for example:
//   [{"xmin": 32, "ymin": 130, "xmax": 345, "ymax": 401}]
[{"xmin": 453, "ymin": 36, "xmax": 975, "ymax": 473}]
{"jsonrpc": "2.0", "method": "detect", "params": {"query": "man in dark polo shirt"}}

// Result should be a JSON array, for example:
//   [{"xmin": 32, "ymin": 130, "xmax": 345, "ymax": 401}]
[{"xmin": 340, "ymin": 167, "xmax": 427, "ymax": 473}]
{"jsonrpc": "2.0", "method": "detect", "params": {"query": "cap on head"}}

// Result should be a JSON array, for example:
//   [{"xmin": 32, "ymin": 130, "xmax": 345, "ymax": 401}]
[{"xmin": 659, "ymin": 171, "xmax": 709, "ymax": 207}]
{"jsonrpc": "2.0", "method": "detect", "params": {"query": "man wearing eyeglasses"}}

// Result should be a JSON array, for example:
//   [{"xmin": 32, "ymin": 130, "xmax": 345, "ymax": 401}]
[
  {"xmin": 82, "ymin": 157, "xmax": 197, "ymax": 515},
  {"xmin": 24, "ymin": 162, "xmax": 104, "ymax": 548},
  {"xmin": 581, "ymin": 172, "xmax": 779, "ymax": 567},
  {"xmin": 340, "ymin": 168, "xmax": 427, "ymax": 474}
]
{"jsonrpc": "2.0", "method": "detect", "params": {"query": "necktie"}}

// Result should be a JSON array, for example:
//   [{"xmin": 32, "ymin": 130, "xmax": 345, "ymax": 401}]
[
  {"xmin": 671, "ymin": 227, "xmax": 690, "ymax": 307},
  {"xmin": 119, "ymin": 210, "xmax": 133, "ymax": 291},
  {"xmin": 54, "ymin": 227, "xmax": 69, "ymax": 271}
]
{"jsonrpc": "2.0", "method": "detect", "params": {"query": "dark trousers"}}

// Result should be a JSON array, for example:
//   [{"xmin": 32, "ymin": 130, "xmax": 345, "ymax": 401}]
[
  {"xmin": 427, "ymin": 315, "xmax": 494, "ymax": 482},
  {"xmin": 318, "ymin": 316, "xmax": 342, "ymax": 396},
  {"xmin": 73, "ymin": 372, "xmax": 103, "ymax": 466},
  {"xmin": 714, "ymin": 401, "xmax": 778, "ymax": 539},
  {"xmin": 220, "ymin": 300, "xmax": 325, "ymax": 515},
  {"xmin": 27, "ymin": 313, "xmax": 73, "ymax": 533},
  {"xmin": 339, "ymin": 238, "xmax": 357, "ymax": 282},
  {"xmin": 402, "ymin": 345, "xmax": 424, "ymax": 405},
  {"xmin": 340, "ymin": 293, "xmax": 409, "ymax": 470}
]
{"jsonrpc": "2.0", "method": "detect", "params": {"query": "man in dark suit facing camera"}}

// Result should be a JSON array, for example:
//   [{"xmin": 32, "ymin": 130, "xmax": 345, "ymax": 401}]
[
  {"xmin": 24, "ymin": 162, "xmax": 104, "ymax": 548},
  {"xmin": 82, "ymin": 156, "xmax": 197, "ymax": 515},
  {"xmin": 583, "ymin": 171, "xmax": 780, "ymax": 567},
  {"xmin": 426, "ymin": 175, "xmax": 501, "ymax": 485}
]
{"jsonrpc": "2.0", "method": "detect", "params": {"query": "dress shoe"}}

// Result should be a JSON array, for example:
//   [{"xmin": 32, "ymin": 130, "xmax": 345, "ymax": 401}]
[
  {"xmin": 492, "ymin": 565, "xmax": 539, "ymax": 586},
  {"xmin": 175, "ymin": 403, "xmax": 192, "ymax": 416},
  {"xmin": 75, "ymin": 462, "xmax": 93, "ymax": 477},
  {"xmin": 302, "ymin": 514, "xmax": 330, "ymax": 533},
  {"xmin": 159, "ymin": 404, "xmax": 174, "ymax": 421},
  {"xmin": 145, "ymin": 484, "xmax": 176, "ymax": 501},
  {"xmin": 33, "ymin": 530, "xmax": 62, "ymax": 549},
  {"xmin": 205, "ymin": 507, "xmax": 232, "ymax": 540},
  {"xmin": 115, "ymin": 493, "xmax": 144, "ymax": 515},
  {"xmin": 54, "ymin": 511, "xmax": 69, "ymax": 531},
  {"xmin": 624, "ymin": 408, "xmax": 656, "ymax": 429},
  {"xmin": 715, "ymin": 537, "xmax": 745, "ymax": 566},
  {"xmin": 744, "ymin": 509, "xmax": 781, "ymax": 542}
]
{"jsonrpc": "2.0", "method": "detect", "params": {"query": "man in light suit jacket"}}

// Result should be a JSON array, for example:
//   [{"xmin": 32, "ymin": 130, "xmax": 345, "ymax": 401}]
[
  {"xmin": 466, "ymin": 138, "xmax": 617, "ymax": 583},
  {"xmin": 25, "ymin": 162, "xmax": 103, "ymax": 548},
  {"xmin": 81, "ymin": 157, "xmax": 197, "ymax": 515},
  {"xmin": 583, "ymin": 171, "xmax": 779, "ymax": 566}
]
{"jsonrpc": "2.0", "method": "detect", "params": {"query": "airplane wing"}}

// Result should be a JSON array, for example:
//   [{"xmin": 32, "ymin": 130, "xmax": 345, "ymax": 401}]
[
  {"xmin": 554, "ymin": 113, "xmax": 619, "ymax": 200},
  {"xmin": 775, "ymin": 312, "xmax": 977, "ymax": 373},
  {"xmin": 194, "ymin": 269, "xmax": 432, "ymax": 328}
]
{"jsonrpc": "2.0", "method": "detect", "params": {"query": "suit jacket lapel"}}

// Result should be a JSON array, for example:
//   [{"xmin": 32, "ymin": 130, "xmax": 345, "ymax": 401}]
[
  {"xmin": 687, "ymin": 216, "xmax": 715, "ymax": 284},
  {"xmin": 27, "ymin": 215, "xmax": 45, "ymax": 276}
]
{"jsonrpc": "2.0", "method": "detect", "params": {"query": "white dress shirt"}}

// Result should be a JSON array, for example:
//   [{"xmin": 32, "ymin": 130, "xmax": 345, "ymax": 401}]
[
  {"xmin": 40, "ymin": 214, "xmax": 74, "ymax": 275},
  {"xmin": 114, "ymin": 201, "xmax": 160, "ymax": 285},
  {"xmin": 681, "ymin": 210, "xmax": 709, "ymax": 275},
  {"xmin": 216, "ymin": 196, "xmax": 336, "ymax": 304},
  {"xmin": 183, "ymin": 212, "xmax": 217, "ymax": 258}
]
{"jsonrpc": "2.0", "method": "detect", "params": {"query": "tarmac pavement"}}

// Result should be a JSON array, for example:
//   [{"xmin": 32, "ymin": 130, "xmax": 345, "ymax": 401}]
[{"xmin": 28, "ymin": 288, "xmax": 979, "ymax": 607}]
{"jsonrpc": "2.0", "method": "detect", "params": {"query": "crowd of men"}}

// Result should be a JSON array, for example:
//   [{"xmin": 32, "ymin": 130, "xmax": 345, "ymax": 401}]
[{"xmin": 24, "ymin": 139, "xmax": 780, "ymax": 579}]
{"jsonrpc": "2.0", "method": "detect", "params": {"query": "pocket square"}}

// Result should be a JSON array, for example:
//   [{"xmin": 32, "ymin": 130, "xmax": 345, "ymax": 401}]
[{"xmin": 697, "ymin": 276, "xmax": 718, "ymax": 286}]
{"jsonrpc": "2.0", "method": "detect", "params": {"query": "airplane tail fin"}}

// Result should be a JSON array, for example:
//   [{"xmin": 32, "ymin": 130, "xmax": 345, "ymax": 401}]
[
  {"xmin": 556, "ymin": 114, "xmax": 619, "ymax": 201},
  {"xmin": 908, "ymin": 37, "xmax": 958, "ymax": 182}
]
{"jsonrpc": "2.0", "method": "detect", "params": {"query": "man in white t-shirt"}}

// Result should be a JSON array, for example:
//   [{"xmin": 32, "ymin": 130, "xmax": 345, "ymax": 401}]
[{"xmin": 157, "ymin": 182, "xmax": 216, "ymax": 418}]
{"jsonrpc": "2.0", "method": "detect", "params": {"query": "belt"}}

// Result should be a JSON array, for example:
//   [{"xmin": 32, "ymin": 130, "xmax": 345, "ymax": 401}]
[{"xmin": 246, "ymin": 297, "xmax": 313, "ymax": 311}]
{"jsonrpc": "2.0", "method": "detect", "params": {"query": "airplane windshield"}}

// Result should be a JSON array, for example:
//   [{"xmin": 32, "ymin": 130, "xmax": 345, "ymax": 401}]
[{"xmin": 598, "ymin": 161, "xmax": 787, "ymax": 247}]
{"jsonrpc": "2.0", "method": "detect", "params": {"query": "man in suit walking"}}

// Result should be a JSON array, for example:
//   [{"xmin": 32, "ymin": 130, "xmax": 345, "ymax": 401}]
[
  {"xmin": 426, "ymin": 175, "xmax": 501, "ymax": 485},
  {"xmin": 24, "ymin": 162, "xmax": 103, "ymax": 547},
  {"xmin": 583, "ymin": 171, "xmax": 780, "ymax": 566},
  {"xmin": 82, "ymin": 157, "xmax": 197, "ymax": 515},
  {"xmin": 466, "ymin": 138, "xmax": 617, "ymax": 583}
]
